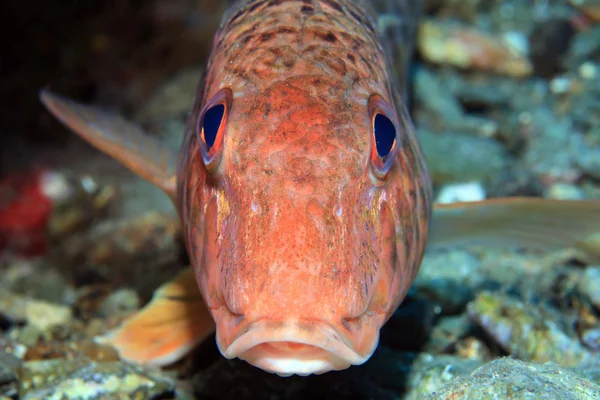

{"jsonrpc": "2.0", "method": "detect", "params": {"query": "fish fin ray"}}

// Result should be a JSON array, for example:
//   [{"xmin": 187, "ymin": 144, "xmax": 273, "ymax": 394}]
[
  {"xmin": 40, "ymin": 89, "xmax": 178, "ymax": 200},
  {"xmin": 96, "ymin": 268, "xmax": 214, "ymax": 366},
  {"xmin": 429, "ymin": 198, "xmax": 600, "ymax": 259}
]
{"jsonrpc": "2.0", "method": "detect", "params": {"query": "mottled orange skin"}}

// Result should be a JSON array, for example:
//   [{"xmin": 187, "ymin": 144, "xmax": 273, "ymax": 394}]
[{"xmin": 177, "ymin": 0, "xmax": 431, "ymax": 360}]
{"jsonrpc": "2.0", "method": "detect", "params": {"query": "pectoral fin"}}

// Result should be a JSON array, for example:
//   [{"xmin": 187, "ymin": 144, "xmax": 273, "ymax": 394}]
[
  {"xmin": 97, "ymin": 268, "xmax": 215, "ymax": 366},
  {"xmin": 40, "ymin": 90, "xmax": 178, "ymax": 200},
  {"xmin": 429, "ymin": 198, "xmax": 600, "ymax": 261}
]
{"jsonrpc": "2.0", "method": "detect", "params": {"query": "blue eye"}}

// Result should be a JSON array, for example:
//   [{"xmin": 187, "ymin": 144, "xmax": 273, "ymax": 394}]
[
  {"xmin": 373, "ymin": 113, "xmax": 396, "ymax": 159},
  {"xmin": 201, "ymin": 104, "xmax": 225, "ymax": 149}
]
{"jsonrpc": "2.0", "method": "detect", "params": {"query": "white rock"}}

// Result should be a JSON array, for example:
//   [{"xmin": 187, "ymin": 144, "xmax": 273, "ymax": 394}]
[{"xmin": 436, "ymin": 182, "xmax": 486, "ymax": 204}]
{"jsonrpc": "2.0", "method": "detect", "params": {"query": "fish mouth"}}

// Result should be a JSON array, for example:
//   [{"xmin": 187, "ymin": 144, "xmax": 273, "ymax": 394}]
[{"xmin": 217, "ymin": 318, "xmax": 376, "ymax": 377}]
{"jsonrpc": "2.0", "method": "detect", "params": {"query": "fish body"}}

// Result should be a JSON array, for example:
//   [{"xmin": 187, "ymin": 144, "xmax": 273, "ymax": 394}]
[
  {"xmin": 40, "ymin": 0, "xmax": 600, "ymax": 377},
  {"xmin": 176, "ymin": 0, "xmax": 431, "ymax": 375}
]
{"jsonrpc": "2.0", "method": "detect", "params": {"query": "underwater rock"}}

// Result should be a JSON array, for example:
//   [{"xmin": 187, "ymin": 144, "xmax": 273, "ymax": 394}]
[
  {"xmin": 565, "ymin": 25, "xmax": 600, "ymax": 72},
  {"xmin": 404, "ymin": 353, "xmax": 482, "ymax": 400},
  {"xmin": 414, "ymin": 66, "xmax": 464, "ymax": 125},
  {"xmin": 580, "ymin": 327, "xmax": 600, "ymax": 351},
  {"xmin": 423, "ymin": 314, "xmax": 474, "ymax": 354},
  {"xmin": 426, "ymin": 358, "xmax": 600, "ymax": 399},
  {"xmin": 418, "ymin": 130, "xmax": 511, "ymax": 186},
  {"xmin": 578, "ymin": 266, "xmax": 600, "ymax": 309},
  {"xmin": 468, "ymin": 291, "xmax": 593, "ymax": 367},
  {"xmin": 23, "ymin": 340, "xmax": 119, "ymax": 363},
  {"xmin": 0, "ymin": 291, "xmax": 72, "ymax": 331},
  {"xmin": 454, "ymin": 337, "xmax": 492, "ymax": 362},
  {"xmin": 0, "ymin": 261, "xmax": 74, "ymax": 305},
  {"xmin": 98, "ymin": 288, "xmax": 141, "ymax": 319},
  {"xmin": 436, "ymin": 182, "xmax": 486, "ymax": 204},
  {"xmin": 414, "ymin": 250, "xmax": 482, "ymax": 314},
  {"xmin": 0, "ymin": 348, "xmax": 20, "ymax": 398},
  {"xmin": 59, "ymin": 211, "xmax": 184, "ymax": 298},
  {"xmin": 0, "ymin": 258, "xmax": 74, "ymax": 304},
  {"xmin": 578, "ymin": 149, "xmax": 600, "ymax": 181},
  {"xmin": 544, "ymin": 182, "xmax": 586, "ymax": 200},
  {"xmin": 18, "ymin": 359, "xmax": 175, "ymax": 400},
  {"xmin": 521, "ymin": 107, "xmax": 585, "ymax": 185},
  {"xmin": 418, "ymin": 19, "xmax": 532, "ymax": 77}
]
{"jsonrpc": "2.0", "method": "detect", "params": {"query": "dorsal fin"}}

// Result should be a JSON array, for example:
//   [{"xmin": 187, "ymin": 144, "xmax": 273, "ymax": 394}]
[{"xmin": 40, "ymin": 90, "xmax": 178, "ymax": 201}]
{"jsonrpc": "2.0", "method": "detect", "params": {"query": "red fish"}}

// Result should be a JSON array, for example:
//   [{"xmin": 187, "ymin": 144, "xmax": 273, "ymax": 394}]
[{"xmin": 40, "ymin": 0, "xmax": 600, "ymax": 376}]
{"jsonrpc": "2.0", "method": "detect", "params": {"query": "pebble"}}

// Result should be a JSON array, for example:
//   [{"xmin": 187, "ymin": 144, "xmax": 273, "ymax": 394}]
[
  {"xmin": 544, "ymin": 182, "xmax": 585, "ymax": 200},
  {"xmin": 468, "ymin": 291, "xmax": 593, "ymax": 367},
  {"xmin": 0, "ymin": 292, "xmax": 72, "ymax": 331},
  {"xmin": 436, "ymin": 182, "xmax": 486, "ymax": 204},
  {"xmin": 578, "ymin": 267, "xmax": 600, "ymax": 309}
]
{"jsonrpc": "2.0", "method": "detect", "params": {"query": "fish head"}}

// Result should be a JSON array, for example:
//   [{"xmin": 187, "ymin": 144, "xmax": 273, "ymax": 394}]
[{"xmin": 177, "ymin": 40, "xmax": 431, "ymax": 375}]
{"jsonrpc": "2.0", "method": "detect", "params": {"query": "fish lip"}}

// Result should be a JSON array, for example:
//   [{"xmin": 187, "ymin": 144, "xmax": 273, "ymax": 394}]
[{"xmin": 218, "ymin": 318, "xmax": 374, "ymax": 376}]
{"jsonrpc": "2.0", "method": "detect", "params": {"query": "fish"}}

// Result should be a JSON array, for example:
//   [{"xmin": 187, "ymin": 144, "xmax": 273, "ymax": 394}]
[{"xmin": 39, "ymin": 0, "xmax": 600, "ymax": 377}]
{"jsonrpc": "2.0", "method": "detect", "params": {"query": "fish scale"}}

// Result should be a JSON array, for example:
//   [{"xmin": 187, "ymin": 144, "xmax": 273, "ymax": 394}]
[{"xmin": 39, "ymin": 0, "xmax": 600, "ymax": 377}]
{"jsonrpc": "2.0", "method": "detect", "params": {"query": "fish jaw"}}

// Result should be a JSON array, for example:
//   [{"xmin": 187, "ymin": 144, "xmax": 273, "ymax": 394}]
[{"xmin": 213, "ymin": 314, "xmax": 382, "ymax": 377}]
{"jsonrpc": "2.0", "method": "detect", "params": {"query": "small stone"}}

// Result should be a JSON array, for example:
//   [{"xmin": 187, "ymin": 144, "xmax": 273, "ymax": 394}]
[
  {"xmin": 23, "ymin": 340, "xmax": 120, "ymax": 363},
  {"xmin": 14, "ymin": 325, "xmax": 45, "ymax": 348},
  {"xmin": 578, "ymin": 267, "xmax": 600, "ymax": 309},
  {"xmin": 60, "ymin": 212, "xmax": 184, "ymax": 298},
  {"xmin": 549, "ymin": 77, "xmax": 572, "ymax": 94},
  {"xmin": 98, "ymin": 288, "xmax": 140, "ymax": 318},
  {"xmin": 0, "ymin": 349, "xmax": 20, "ymax": 398},
  {"xmin": 454, "ymin": 338, "xmax": 491, "ymax": 362},
  {"xmin": 414, "ymin": 250, "xmax": 482, "ymax": 314},
  {"xmin": 0, "ymin": 292, "xmax": 72, "ymax": 331},
  {"xmin": 578, "ymin": 150, "xmax": 600, "ymax": 181},
  {"xmin": 579, "ymin": 61, "xmax": 597, "ymax": 80},
  {"xmin": 436, "ymin": 182, "xmax": 486, "ymax": 204},
  {"xmin": 544, "ymin": 182, "xmax": 585, "ymax": 200},
  {"xmin": 581, "ymin": 327, "xmax": 600, "ymax": 351},
  {"xmin": 468, "ymin": 291, "xmax": 592, "ymax": 367},
  {"xmin": 419, "ymin": 130, "xmax": 511, "ymax": 186},
  {"xmin": 423, "ymin": 315, "xmax": 473, "ymax": 354}
]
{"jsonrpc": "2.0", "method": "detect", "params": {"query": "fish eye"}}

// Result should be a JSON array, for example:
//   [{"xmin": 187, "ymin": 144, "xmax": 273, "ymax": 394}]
[
  {"xmin": 197, "ymin": 88, "xmax": 232, "ymax": 167},
  {"xmin": 202, "ymin": 104, "xmax": 224, "ymax": 149},
  {"xmin": 373, "ymin": 113, "xmax": 396, "ymax": 159},
  {"xmin": 368, "ymin": 95, "xmax": 399, "ymax": 179}
]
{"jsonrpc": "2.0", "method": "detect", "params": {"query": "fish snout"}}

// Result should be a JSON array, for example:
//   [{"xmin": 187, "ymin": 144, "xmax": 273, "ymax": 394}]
[{"xmin": 213, "ymin": 312, "xmax": 382, "ymax": 376}]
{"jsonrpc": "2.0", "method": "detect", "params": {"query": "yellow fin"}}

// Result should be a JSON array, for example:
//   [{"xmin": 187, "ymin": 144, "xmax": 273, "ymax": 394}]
[
  {"xmin": 429, "ymin": 198, "xmax": 600, "ymax": 258},
  {"xmin": 97, "ymin": 268, "xmax": 215, "ymax": 366},
  {"xmin": 40, "ymin": 89, "xmax": 178, "ymax": 200}
]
